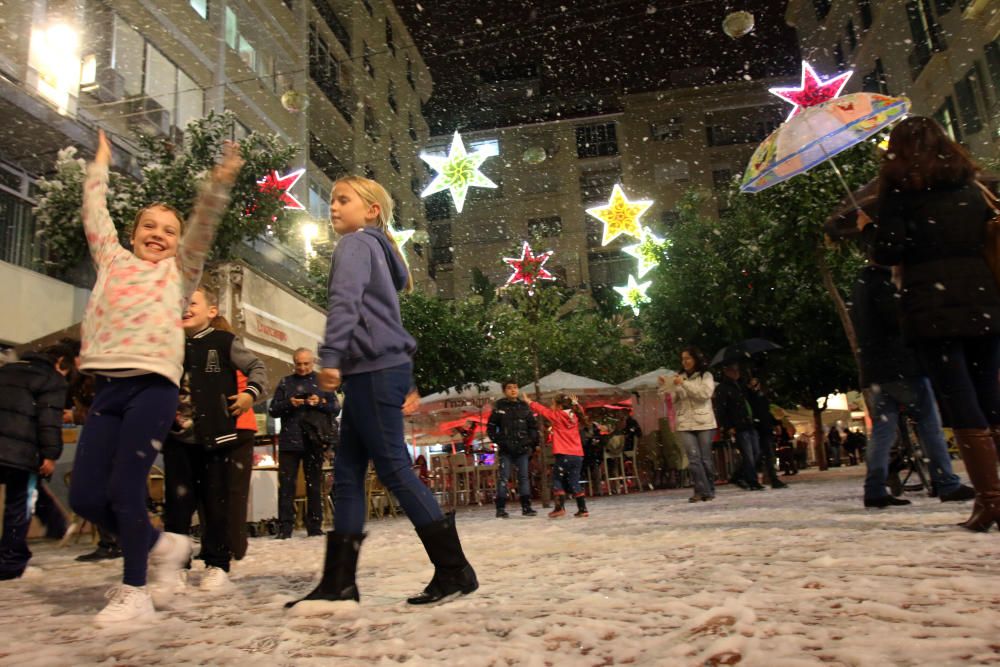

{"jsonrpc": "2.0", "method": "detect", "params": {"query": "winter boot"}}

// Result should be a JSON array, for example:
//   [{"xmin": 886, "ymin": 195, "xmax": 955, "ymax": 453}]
[
  {"xmin": 574, "ymin": 494, "xmax": 589, "ymax": 518},
  {"xmin": 953, "ymin": 429, "xmax": 1000, "ymax": 532},
  {"xmin": 407, "ymin": 513, "xmax": 478, "ymax": 605},
  {"xmin": 285, "ymin": 532, "xmax": 365, "ymax": 608},
  {"xmin": 495, "ymin": 499, "xmax": 509, "ymax": 519},
  {"xmin": 520, "ymin": 495, "xmax": 537, "ymax": 516},
  {"xmin": 76, "ymin": 544, "xmax": 123, "ymax": 562},
  {"xmin": 548, "ymin": 495, "xmax": 566, "ymax": 518}
]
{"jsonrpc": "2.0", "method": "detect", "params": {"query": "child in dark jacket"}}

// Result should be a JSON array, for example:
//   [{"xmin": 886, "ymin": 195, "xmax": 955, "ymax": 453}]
[
  {"xmin": 0, "ymin": 344, "xmax": 73, "ymax": 579},
  {"xmin": 526, "ymin": 394, "xmax": 589, "ymax": 518},
  {"xmin": 161, "ymin": 286, "xmax": 267, "ymax": 594}
]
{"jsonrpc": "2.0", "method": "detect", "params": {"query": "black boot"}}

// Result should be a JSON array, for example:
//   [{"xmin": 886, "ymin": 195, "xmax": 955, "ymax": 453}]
[
  {"xmin": 520, "ymin": 495, "xmax": 537, "ymax": 516},
  {"xmin": 495, "ymin": 499, "xmax": 509, "ymax": 519},
  {"xmin": 407, "ymin": 513, "xmax": 478, "ymax": 605},
  {"xmin": 574, "ymin": 495, "xmax": 589, "ymax": 517},
  {"xmin": 75, "ymin": 543, "xmax": 122, "ymax": 562},
  {"xmin": 285, "ymin": 532, "xmax": 365, "ymax": 608}
]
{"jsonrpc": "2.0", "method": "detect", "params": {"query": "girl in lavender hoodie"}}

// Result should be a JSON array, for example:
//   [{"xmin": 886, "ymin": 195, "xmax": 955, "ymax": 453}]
[{"xmin": 286, "ymin": 176, "xmax": 477, "ymax": 612}]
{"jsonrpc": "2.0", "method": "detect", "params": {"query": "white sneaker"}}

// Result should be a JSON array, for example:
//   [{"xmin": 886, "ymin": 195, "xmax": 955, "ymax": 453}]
[
  {"xmin": 148, "ymin": 532, "xmax": 192, "ymax": 601},
  {"xmin": 149, "ymin": 568, "xmax": 188, "ymax": 607},
  {"xmin": 95, "ymin": 585, "xmax": 155, "ymax": 627},
  {"xmin": 199, "ymin": 566, "xmax": 232, "ymax": 591}
]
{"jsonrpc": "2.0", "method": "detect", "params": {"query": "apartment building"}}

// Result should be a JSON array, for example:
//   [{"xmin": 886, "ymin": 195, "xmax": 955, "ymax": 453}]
[
  {"xmin": 423, "ymin": 78, "xmax": 785, "ymax": 300},
  {"xmin": 0, "ymin": 0, "xmax": 434, "ymax": 344},
  {"xmin": 785, "ymin": 0, "xmax": 999, "ymax": 160}
]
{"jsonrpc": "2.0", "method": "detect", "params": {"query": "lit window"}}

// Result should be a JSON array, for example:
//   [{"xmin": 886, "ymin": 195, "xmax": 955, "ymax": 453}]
[
  {"xmin": 225, "ymin": 7, "xmax": 238, "ymax": 49},
  {"xmin": 189, "ymin": 0, "xmax": 208, "ymax": 19}
]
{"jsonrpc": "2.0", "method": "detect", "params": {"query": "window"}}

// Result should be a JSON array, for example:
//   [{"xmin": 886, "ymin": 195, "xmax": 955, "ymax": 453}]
[
  {"xmin": 575, "ymin": 122, "xmax": 618, "ymax": 158},
  {"xmin": 651, "ymin": 117, "xmax": 683, "ymax": 141},
  {"xmin": 237, "ymin": 35, "xmax": 256, "ymax": 70},
  {"xmin": 906, "ymin": 0, "xmax": 947, "ymax": 80},
  {"xmin": 308, "ymin": 23, "xmax": 354, "ymax": 123},
  {"xmin": 225, "ymin": 7, "xmax": 238, "ymax": 49},
  {"xmin": 177, "ymin": 70, "xmax": 202, "ymax": 130},
  {"xmin": 142, "ymin": 43, "xmax": 203, "ymax": 132},
  {"xmin": 660, "ymin": 210, "xmax": 680, "ymax": 227},
  {"xmin": 985, "ymin": 39, "xmax": 1000, "ymax": 95},
  {"xmin": 112, "ymin": 16, "xmax": 144, "ymax": 96},
  {"xmin": 834, "ymin": 42, "xmax": 846, "ymax": 69},
  {"xmin": 408, "ymin": 112, "xmax": 418, "ymax": 141},
  {"xmin": 812, "ymin": 0, "xmax": 832, "ymax": 20},
  {"xmin": 857, "ymin": 0, "xmax": 873, "ymax": 29},
  {"xmin": 528, "ymin": 216, "xmax": 562, "ymax": 238},
  {"xmin": 364, "ymin": 165, "xmax": 376, "ymax": 180},
  {"xmin": 933, "ymin": 96, "xmax": 962, "ymax": 142},
  {"xmin": 954, "ymin": 65, "xmax": 984, "ymax": 135},
  {"xmin": 364, "ymin": 105, "xmax": 378, "ymax": 141},
  {"xmin": 388, "ymin": 79, "xmax": 397, "ymax": 113},
  {"xmin": 862, "ymin": 58, "xmax": 889, "ymax": 94},
  {"xmin": 361, "ymin": 0, "xmax": 373, "ymax": 17},
  {"xmin": 579, "ymin": 166, "xmax": 621, "ymax": 205},
  {"xmin": 406, "ymin": 55, "xmax": 415, "ymax": 89},
  {"xmin": 411, "ymin": 174, "xmax": 423, "ymax": 198},
  {"xmin": 705, "ymin": 106, "xmax": 782, "ymax": 146},
  {"xmin": 314, "ymin": 0, "xmax": 351, "ymax": 54},
  {"xmin": 429, "ymin": 221, "xmax": 453, "ymax": 265},
  {"xmin": 189, "ymin": 0, "xmax": 208, "ymax": 18},
  {"xmin": 656, "ymin": 161, "xmax": 690, "ymax": 184},
  {"xmin": 308, "ymin": 180, "xmax": 330, "ymax": 219},
  {"xmin": 309, "ymin": 132, "xmax": 348, "ymax": 181},
  {"xmin": 426, "ymin": 198, "xmax": 451, "ymax": 222},
  {"xmin": 845, "ymin": 19, "xmax": 858, "ymax": 52},
  {"xmin": 363, "ymin": 41, "xmax": 374, "ymax": 78},
  {"xmin": 386, "ymin": 20, "xmax": 396, "ymax": 57},
  {"xmin": 389, "ymin": 136, "xmax": 401, "ymax": 173},
  {"xmin": 712, "ymin": 168, "xmax": 733, "ymax": 191}
]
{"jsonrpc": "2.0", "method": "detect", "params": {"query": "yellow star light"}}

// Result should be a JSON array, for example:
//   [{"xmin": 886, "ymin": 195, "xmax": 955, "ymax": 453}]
[
  {"xmin": 585, "ymin": 184, "xmax": 653, "ymax": 246},
  {"xmin": 613, "ymin": 274, "xmax": 652, "ymax": 316},
  {"xmin": 622, "ymin": 227, "xmax": 667, "ymax": 278}
]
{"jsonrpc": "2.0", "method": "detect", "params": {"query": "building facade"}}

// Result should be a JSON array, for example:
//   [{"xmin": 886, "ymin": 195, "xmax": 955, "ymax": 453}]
[
  {"xmin": 0, "ymin": 0, "xmax": 435, "ymax": 345},
  {"xmin": 785, "ymin": 0, "xmax": 999, "ymax": 160},
  {"xmin": 423, "ymin": 79, "xmax": 785, "ymax": 300}
]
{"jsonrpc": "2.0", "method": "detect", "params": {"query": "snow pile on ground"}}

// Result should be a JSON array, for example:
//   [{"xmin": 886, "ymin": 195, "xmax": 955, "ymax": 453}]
[{"xmin": 2, "ymin": 467, "xmax": 998, "ymax": 666}]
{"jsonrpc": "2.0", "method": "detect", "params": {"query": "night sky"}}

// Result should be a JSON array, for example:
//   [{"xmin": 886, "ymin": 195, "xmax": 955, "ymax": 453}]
[{"xmin": 394, "ymin": 0, "xmax": 802, "ymax": 133}]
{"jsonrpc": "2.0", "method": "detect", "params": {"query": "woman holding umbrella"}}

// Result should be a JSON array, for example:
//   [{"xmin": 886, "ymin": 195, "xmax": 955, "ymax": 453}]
[{"xmin": 864, "ymin": 116, "xmax": 1000, "ymax": 532}]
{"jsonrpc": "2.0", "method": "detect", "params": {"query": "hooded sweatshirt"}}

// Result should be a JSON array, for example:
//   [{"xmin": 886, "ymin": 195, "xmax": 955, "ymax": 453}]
[
  {"xmin": 319, "ymin": 227, "xmax": 417, "ymax": 376},
  {"xmin": 529, "ymin": 401, "xmax": 584, "ymax": 457}
]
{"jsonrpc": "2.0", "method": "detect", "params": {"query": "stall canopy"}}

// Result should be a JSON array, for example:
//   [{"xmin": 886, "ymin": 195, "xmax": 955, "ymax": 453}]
[
  {"xmin": 616, "ymin": 368, "xmax": 674, "ymax": 434},
  {"xmin": 520, "ymin": 370, "xmax": 627, "ymax": 405},
  {"xmin": 618, "ymin": 368, "xmax": 673, "ymax": 392}
]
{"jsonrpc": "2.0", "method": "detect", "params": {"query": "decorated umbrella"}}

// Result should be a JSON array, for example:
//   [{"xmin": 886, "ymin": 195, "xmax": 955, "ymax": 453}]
[{"xmin": 741, "ymin": 91, "xmax": 909, "ymax": 202}]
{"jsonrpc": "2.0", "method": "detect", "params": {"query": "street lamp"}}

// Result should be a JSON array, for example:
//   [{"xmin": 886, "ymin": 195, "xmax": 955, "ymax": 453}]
[{"xmin": 300, "ymin": 221, "xmax": 319, "ymax": 260}]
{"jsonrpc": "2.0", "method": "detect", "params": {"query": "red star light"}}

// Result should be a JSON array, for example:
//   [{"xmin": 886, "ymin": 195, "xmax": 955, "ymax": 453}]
[
  {"xmin": 504, "ymin": 242, "xmax": 556, "ymax": 286},
  {"xmin": 769, "ymin": 61, "xmax": 853, "ymax": 120},
  {"xmin": 257, "ymin": 168, "xmax": 306, "ymax": 210}
]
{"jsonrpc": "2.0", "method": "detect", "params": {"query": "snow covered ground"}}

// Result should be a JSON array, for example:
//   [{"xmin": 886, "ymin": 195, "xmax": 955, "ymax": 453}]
[{"xmin": 2, "ymin": 466, "xmax": 999, "ymax": 667}]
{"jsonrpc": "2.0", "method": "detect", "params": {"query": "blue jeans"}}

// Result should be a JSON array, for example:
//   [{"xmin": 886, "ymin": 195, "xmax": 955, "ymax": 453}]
[
  {"xmin": 735, "ymin": 429, "xmax": 760, "ymax": 486},
  {"xmin": 0, "ymin": 466, "xmax": 31, "ymax": 578},
  {"xmin": 864, "ymin": 377, "xmax": 962, "ymax": 500},
  {"xmin": 334, "ymin": 363, "xmax": 444, "ymax": 534},
  {"xmin": 677, "ymin": 430, "xmax": 716, "ymax": 497},
  {"xmin": 496, "ymin": 452, "xmax": 531, "ymax": 503},
  {"xmin": 69, "ymin": 374, "xmax": 179, "ymax": 587},
  {"xmin": 552, "ymin": 454, "xmax": 584, "ymax": 496}
]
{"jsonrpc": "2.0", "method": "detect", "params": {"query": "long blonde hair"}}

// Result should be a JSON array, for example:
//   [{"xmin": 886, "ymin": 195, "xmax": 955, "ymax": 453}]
[{"xmin": 335, "ymin": 175, "xmax": 413, "ymax": 292}]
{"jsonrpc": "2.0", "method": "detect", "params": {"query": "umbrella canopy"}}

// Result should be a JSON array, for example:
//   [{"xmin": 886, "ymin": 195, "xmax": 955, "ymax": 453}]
[
  {"xmin": 520, "ymin": 370, "xmax": 627, "ymax": 402},
  {"xmin": 618, "ymin": 368, "xmax": 674, "ymax": 392},
  {"xmin": 740, "ymin": 92, "xmax": 910, "ymax": 195},
  {"xmin": 711, "ymin": 338, "xmax": 782, "ymax": 367}
]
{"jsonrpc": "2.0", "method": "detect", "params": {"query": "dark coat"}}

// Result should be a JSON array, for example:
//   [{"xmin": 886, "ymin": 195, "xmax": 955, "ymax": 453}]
[
  {"xmin": 745, "ymin": 385, "xmax": 775, "ymax": 432},
  {"xmin": 487, "ymin": 397, "xmax": 539, "ymax": 455},
  {"xmin": 713, "ymin": 376, "xmax": 753, "ymax": 433},
  {"xmin": 268, "ymin": 372, "xmax": 340, "ymax": 452},
  {"xmin": 0, "ymin": 353, "xmax": 67, "ymax": 471},
  {"xmin": 873, "ymin": 181, "xmax": 1000, "ymax": 339},
  {"xmin": 849, "ymin": 265, "xmax": 922, "ymax": 388}
]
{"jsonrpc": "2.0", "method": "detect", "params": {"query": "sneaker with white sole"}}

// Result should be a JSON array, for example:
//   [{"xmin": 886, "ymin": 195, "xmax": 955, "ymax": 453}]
[
  {"xmin": 199, "ymin": 566, "xmax": 232, "ymax": 591},
  {"xmin": 148, "ymin": 532, "xmax": 192, "ymax": 601},
  {"xmin": 149, "ymin": 568, "xmax": 188, "ymax": 607},
  {"xmin": 95, "ymin": 584, "xmax": 155, "ymax": 627}
]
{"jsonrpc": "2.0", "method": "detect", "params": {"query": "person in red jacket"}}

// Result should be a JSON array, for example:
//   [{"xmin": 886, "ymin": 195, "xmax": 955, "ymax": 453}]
[{"xmin": 524, "ymin": 394, "xmax": 589, "ymax": 518}]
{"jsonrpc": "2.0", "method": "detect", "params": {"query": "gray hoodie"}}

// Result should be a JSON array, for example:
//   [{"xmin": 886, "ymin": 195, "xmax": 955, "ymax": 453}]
[{"xmin": 319, "ymin": 227, "xmax": 417, "ymax": 376}]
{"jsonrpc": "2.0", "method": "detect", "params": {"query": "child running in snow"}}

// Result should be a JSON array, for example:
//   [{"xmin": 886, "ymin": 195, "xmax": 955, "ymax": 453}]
[
  {"xmin": 524, "ymin": 394, "xmax": 589, "ymax": 518},
  {"xmin": 69, "ymin": 130, "xmax": 243, "ymax": 626},
  {"xmin": 161, "ymin": 286, "xmax": 267, "ymax": 593}
]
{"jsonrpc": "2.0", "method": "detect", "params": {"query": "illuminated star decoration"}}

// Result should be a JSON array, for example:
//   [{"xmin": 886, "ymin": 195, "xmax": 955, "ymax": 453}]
[
  {"xmin": 585, "ymin": 184, "xmax": 653, "ymax": 246},
  {"xmin": 257, "ymin": 168, "xmax": 306, "ymax": 210},
  {"xmin": 622, "ymin": 227, "xmax": 667, "ymax": 279},
  {"xmin": 420, "ymin": 131, "xmax": 497, "ymax": 213},
  {"xmin": 390, "ymin": 225, "xmax": 415, "ymax": 266},
  {"xmin": 503, "ymin": 241, "xmax": 555, "ymax": 286},
  {"xmin": 769, "ymin": 61, "xmax": 853, "ymax": 121},
  {"xmin": 614, "ymin": 274, "xmax": 652, "ymax": 316}
]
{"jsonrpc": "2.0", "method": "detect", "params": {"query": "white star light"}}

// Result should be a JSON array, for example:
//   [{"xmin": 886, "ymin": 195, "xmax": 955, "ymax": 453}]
[
  {"xmin": 622, "ymin": 227, "xmax": 666, "ymax": 279},
  {"xmin": 419, "ymin": 131, "xmax": 497, "ymax": 213},
  {"xmin": 613, "ymin": 274, "xmax": 652, "ymax": 316}
]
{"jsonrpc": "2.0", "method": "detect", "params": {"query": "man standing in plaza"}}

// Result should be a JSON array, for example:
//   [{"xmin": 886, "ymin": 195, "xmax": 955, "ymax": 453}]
[
  {"xmin": 487, "ymin": 380, "xmax": 539, "ymax": 518},
  {"xmin": 268, "ymin": 348, "xmax": 339, "ymax": 538}
]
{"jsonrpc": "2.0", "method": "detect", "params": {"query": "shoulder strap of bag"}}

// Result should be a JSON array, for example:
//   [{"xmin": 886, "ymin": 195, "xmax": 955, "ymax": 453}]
[{"xmin": 976, "ymin": 180, "xmax": 999, "ymax": 214}]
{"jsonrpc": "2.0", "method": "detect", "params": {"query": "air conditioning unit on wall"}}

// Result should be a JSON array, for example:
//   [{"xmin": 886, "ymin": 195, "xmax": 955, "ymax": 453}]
[{"xmin": 126, "ymin": 97, "xmax": 170, "ymax": 137}]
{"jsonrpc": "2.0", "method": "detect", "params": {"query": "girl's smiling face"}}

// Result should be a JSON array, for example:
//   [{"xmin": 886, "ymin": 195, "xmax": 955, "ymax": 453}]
[
  {"xmin": 330, "ymin": 181, "xmax": 380, "ymax": 236},
  {"xmin": 131, "ymin": 205, "xmax": 181, "ymax": 262}
]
